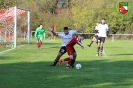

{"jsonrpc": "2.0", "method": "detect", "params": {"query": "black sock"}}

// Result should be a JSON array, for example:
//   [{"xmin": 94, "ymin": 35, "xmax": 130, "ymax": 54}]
[
  {"xmin": 89, "ymin": 41, "xmax": 93, "ymax": 46},
  {"xmin": 97, "ymin": 46, "xmax": 100, "ymax": 55},
  {"xmin": 53, "ymin": 57, "xmax": 59, "ymax": 66},
  {"xmin": 70, "ymin": 59, "xmax": 75, "ymax": 66},
  {"xmin": 100, "ymin": 46, "xmax": 103, "ymax": 54}
]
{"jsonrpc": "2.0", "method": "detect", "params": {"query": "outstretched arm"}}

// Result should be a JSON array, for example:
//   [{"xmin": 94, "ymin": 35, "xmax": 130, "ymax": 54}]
[
  {"xmin": 49, "ymin": 27, "xmax": 58, "ymax": 36},
  {"xmin": 76, "ymin": 26, "xmax": 86, "ymax": 32},
  {"xmin": 106, "ymin": 25, "xmax": 109, "ymax": 37},
  {"xmin": 75, "ymin": 38, "xmax": 84, "ymax": 50}
]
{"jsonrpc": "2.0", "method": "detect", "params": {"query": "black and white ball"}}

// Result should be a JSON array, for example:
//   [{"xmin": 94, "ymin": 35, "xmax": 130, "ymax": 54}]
[{"xmin": 75, "ymin": 63, "xmax": 82, "ymax": 69}]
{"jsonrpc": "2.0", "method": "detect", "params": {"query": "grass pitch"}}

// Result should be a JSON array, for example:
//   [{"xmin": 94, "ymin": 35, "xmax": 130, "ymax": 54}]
[{"xmin": 0, "ymin": 39, "xmax": 133, "ymax": 88}]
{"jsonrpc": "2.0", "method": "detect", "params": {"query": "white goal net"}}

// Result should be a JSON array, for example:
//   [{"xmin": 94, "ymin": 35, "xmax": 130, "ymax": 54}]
[{"xmin": 0, "ymin": 6, "xmax": 30, "ymax": 48}]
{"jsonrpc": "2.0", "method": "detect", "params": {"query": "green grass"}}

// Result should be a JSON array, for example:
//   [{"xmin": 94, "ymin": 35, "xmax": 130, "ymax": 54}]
[{"xmin": 0, "ymin": 39, "xmax": 133, "ymax": 88}]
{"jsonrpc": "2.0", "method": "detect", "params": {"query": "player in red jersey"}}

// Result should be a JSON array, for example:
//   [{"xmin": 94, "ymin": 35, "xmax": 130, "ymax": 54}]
[
  {"xmin": 49, "ymin": 26, "xmax": 86, "ymax": 67},
  {"xmin": 58, "ymin": 34, "xmax": 86, "ymax": 69}
]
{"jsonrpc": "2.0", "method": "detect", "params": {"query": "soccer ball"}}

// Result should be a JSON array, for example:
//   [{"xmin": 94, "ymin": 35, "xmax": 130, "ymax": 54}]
[{"xmin": 75, "ymin": 63, "xmax": 82, "ymax": 69}]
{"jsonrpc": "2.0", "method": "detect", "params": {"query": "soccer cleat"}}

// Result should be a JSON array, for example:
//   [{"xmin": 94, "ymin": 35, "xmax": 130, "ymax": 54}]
[
  {"xmin": 99, "ymin": 54, "xmax": 102, "ymax": 56},
  {"xmin": 87, "ymin": 44, "xmax": 91, "ymax": 47},
  {"xmin": 66, "ymin": 66, "xmax": 70, "ymax": 69},
  {"xmin": 58, "ymin": 60, "xmax": 62, "ymax": 66},
  {"xmin": 96, "ymin": 54, "xmax": 99, "ymax": 56},
  {"xmin": 70, "ymin": 65, "xmax": 74, "ymax": 68}
]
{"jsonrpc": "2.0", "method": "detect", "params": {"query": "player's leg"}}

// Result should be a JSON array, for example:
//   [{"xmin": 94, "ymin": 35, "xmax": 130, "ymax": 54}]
[
  {"xmin": 58, "ymin": 56, "xmax": 72, "ymax": 68},
  {"xmin": 95, "ymin": 35, "xmax": 98, "ymax": 44},
  {"xmin": 97, "ymin": 37, "xmax": 101, "ymax": 56},
  {"xmin": 59, "ymin": 47, "xmax": 75, "ymax": 68},
  {"xmin": 38, "ymin": 40, "xmax": 41, "ymax": 49},
  {"xmin": 65, "ymin": 46, "xmax": 74, "ymax": 68},
  {"xmin": 70, "ymin": 48, "xmax": 77, "ymax": 68},
  {"xmin": 88, "ymin": 36, "xmax": 95, "ymax": 47},
  {"xmin": 51, "ymin": 52, "xmax": 63, "ymax": 66},
  {"xmin": 36, "ymin": 36, "xmax": 42, "ymax": 49},
  {"xmin": 99, "ymin": 42, "xmax": 103, "ymax": 56},
  {"xmin": 58, "ymin": 57, "xmax": 70, "ymax": 66},
  {"xmin": 66, "ymin": 55, "xmax": 73, "ymax": 69},
  {"xmin": 99, "ymin": 37, "xmax": 105, "ymax": 56},
  {"xmin": 39, "ymin": 36, "xmax": 43, "ymax": 48},
  {"xmin": 50, "ymin": 46, "xmax": 66, "ymax": 66},
  {"xmin": 36, "ymin": 39, "xmax": 40, "ymax": 48}
]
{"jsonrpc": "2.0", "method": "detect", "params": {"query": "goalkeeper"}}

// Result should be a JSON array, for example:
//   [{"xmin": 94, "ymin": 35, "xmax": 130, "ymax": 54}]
[{"xmin": 35, "ymin": 24, "xmax": 46, "ymax": 49}]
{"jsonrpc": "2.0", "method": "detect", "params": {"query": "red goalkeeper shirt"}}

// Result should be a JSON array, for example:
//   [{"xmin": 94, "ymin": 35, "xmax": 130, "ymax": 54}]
[{"xmin": 66, "ymin": 36, "xmax": 83, "ymax": 55}]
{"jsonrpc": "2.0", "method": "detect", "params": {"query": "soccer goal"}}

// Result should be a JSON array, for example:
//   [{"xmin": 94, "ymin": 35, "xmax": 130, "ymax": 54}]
[{"xmin": 0, "ymin": 6, "xmax": 30, "ymax": 48}]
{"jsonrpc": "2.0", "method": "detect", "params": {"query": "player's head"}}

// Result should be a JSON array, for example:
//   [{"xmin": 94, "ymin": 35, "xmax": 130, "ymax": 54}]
[
  {"xmin": 96, "ymin": 22, "xmax": 99, "ymax": 26},
  {"xmin": 39, "ymin": 24, "xmax": 43, "ymax": 29},
  {"xmin": 101, "ymin": 18, "xmax": 106, "ymax": 24},
  {"xmin": 63, "ymin": 27, "xmax": 69, "ymax": 35},
  {"xmin": 80, "ymin": 34, "xmax": 86, "ymax": 40}
]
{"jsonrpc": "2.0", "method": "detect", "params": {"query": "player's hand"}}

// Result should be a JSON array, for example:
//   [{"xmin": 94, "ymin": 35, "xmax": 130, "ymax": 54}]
[
  {"xmin": 49, "ymin": 27, "xmax": 53, "ymax": 32},
  {"xmin": 81, "ymin": 46, "xmax": 84, "ymax": 50}
]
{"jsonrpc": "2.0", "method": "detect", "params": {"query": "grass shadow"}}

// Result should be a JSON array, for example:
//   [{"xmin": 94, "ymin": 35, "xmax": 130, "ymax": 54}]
[
  {"xmin": 0, "ymin": 60, "xmax": 133, "ymax": 88},
  {"xmin": 0, "ymin": 56, "xmax": 12, "ymax": 60}
]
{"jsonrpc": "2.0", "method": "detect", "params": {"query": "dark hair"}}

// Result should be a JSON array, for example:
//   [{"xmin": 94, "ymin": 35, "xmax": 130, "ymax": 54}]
[
  {"xmin": 80, "ymin": 34, "xmax": 86, "ymax": 38},
  {"xmin": 64, "ymin": 27, "xmax": 68, "ymax": 30},
  {"xmin": 102, "ymin": 18, "xmax": 106, "ymax": 20},
  {"xmin": 38, "ymin": 24, "xmax": 43, "ymax": 27}
]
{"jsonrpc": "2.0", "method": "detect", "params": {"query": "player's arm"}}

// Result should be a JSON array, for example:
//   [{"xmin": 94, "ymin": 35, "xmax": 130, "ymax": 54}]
[
  {"xmin": 76, "ymin": 26, "xmax": 86, "ymax": 32},
  {"xmin": 95, "ymin": 30, "xmax": 99, "ymax": 35},
  {"xmin": 49, "ymin": 27, "xmax": 58, "ymax": 36},
  {"xmin": 77, "ymin": 42, "xmax": 84, "ymax": 50},
  {"xmin": 42, "ymin": 28, "xmax": 45, "ymax": 35},
  {"xmin": 94, "ymin": 27, "xmax": 98, "ymax": 34},
  {"xmin": 106, "ymin": 25, "xmax": 109, "ymax": 37},
  {"xmin": 75, "ymin": 39, "xmax": 84, "ymax": 49},
  {"xmin": 106, "ymin": 31, "xmax": 109, "ymax": 36},
  {"xmin": 43, "ymin": 28, "xmax": 46, "ymax": 34}
]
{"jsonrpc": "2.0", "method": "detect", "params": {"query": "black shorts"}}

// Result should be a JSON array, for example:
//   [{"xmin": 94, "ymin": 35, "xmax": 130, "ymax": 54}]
[
  {"xmin": 97, "ymin": 37, "xmax": 106, "ymax": 43},
  {"xmin": 59, "ymin": 46, "xmax": 76, "ymax": 54}
]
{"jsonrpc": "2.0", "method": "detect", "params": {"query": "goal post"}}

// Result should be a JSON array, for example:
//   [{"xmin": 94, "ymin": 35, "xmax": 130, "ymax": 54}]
[
  {"xmin": 0, "ymin": 6, "xmax": 30, "ymax": 48},
  {"xmin": 13, "ymin": 6, "xmax": 30, "ymax": 48}
]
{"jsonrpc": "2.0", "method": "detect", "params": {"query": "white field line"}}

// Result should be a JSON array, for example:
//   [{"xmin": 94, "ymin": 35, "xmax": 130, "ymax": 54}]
[
  {"xmin": 103, "ymin": 49, "xmax": 107, "ymax": 57},
  {"xmin": 0, "ymin": 45, "xmax": 25, "ymax": 55}
]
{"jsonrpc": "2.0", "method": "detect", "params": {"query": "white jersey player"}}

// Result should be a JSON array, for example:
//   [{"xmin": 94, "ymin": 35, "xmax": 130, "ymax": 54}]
[
  {"xmin": 49, "ymin": 26, "xmax": 86, "ymax": 67},
  {"xmin": 97, "ymin": 18, "xmax": 109, "ymax": 56},
  {"xmin": 58, "ymin": 30, "xmax": 77, "ymax": 46}
]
